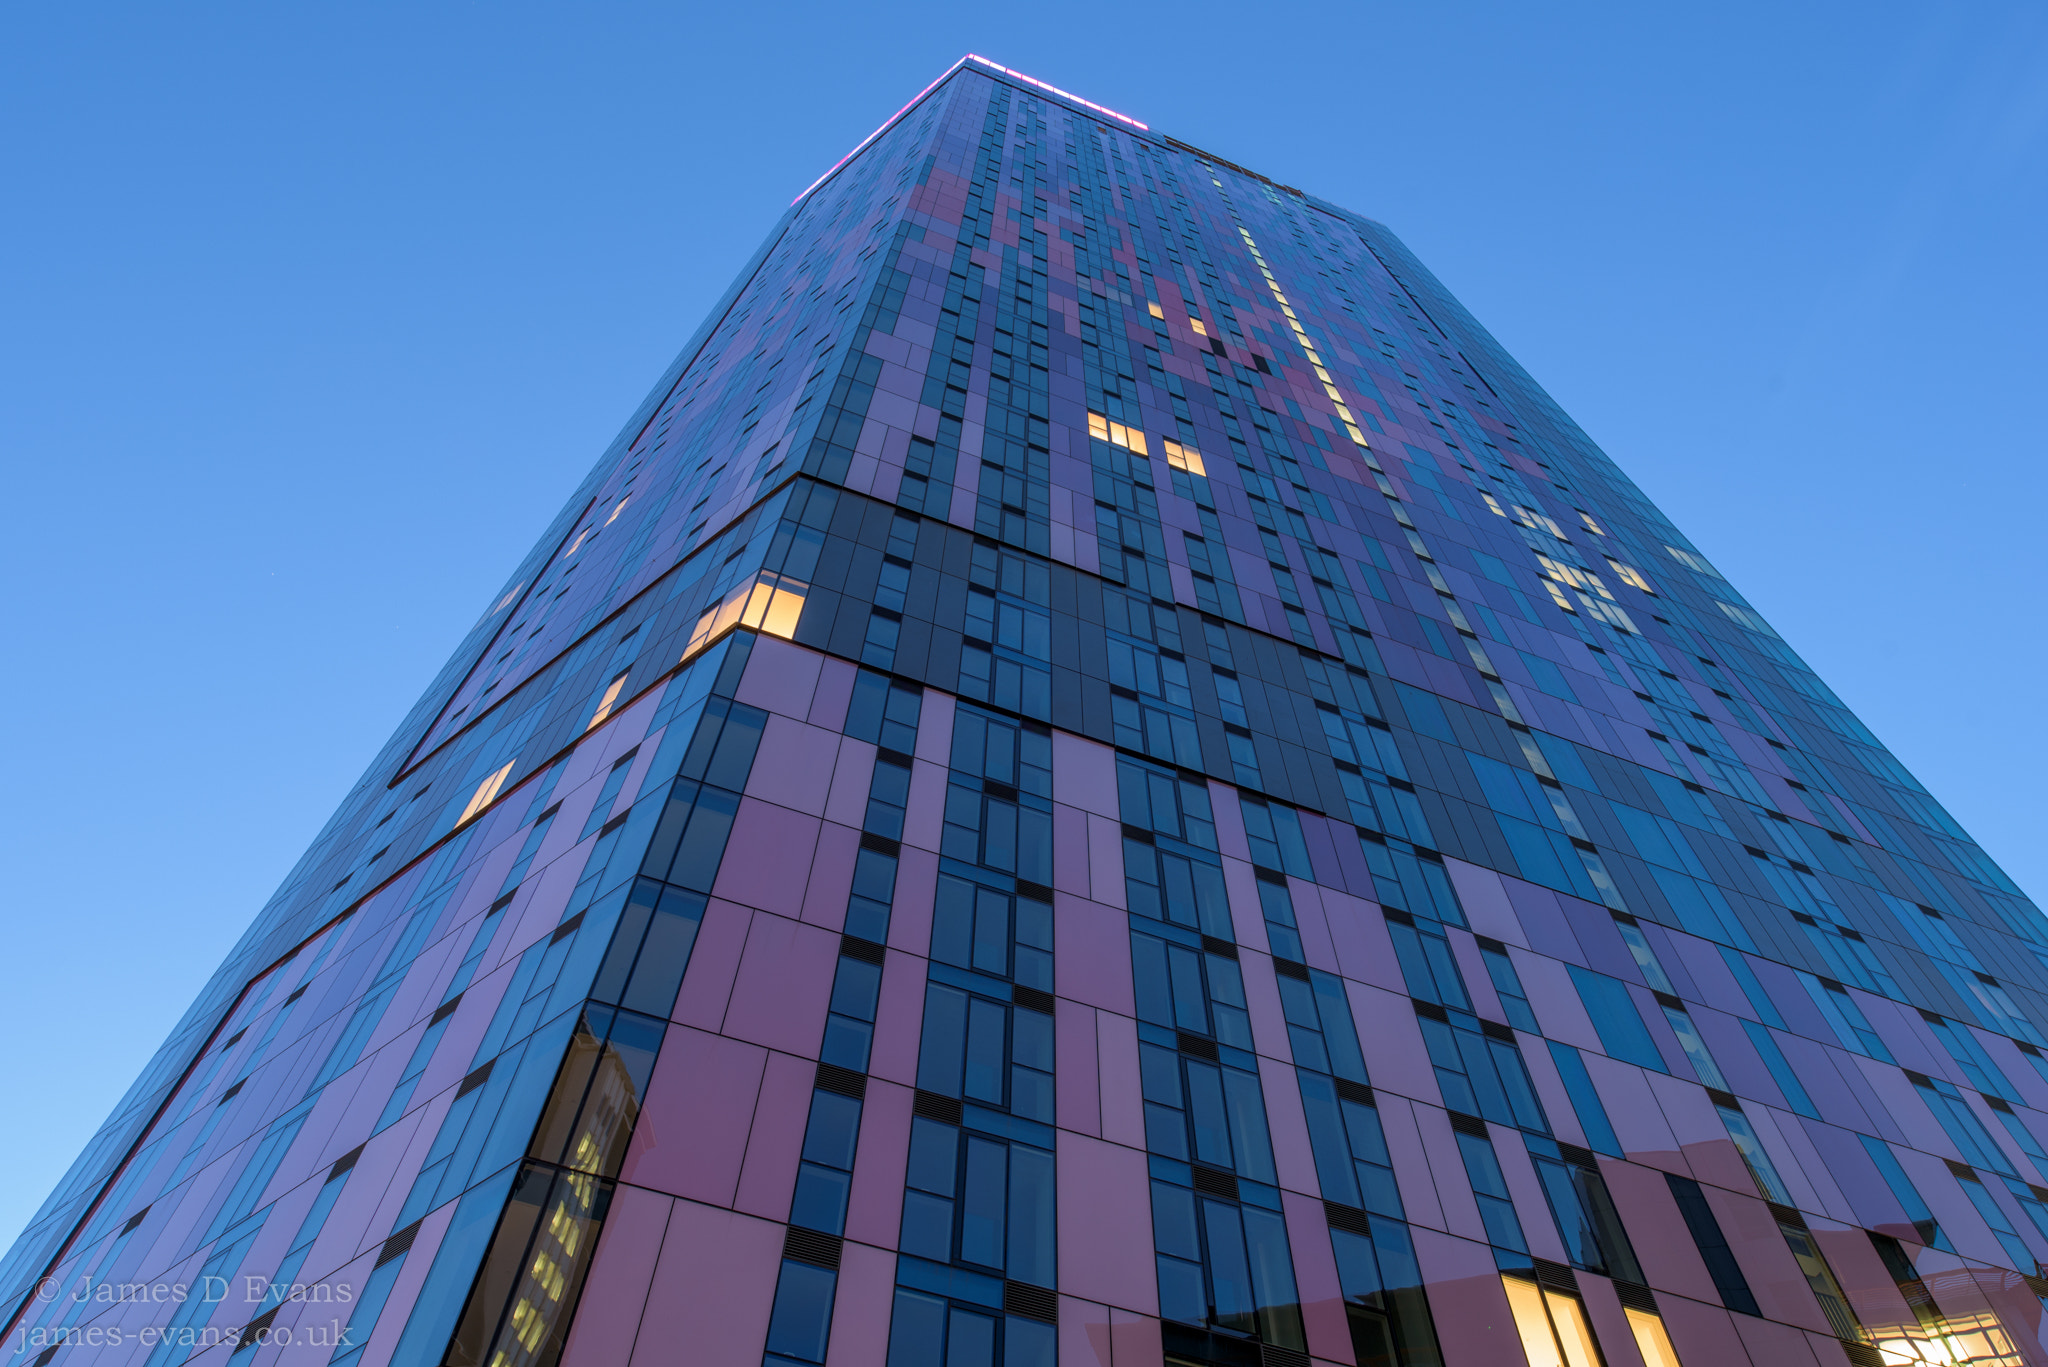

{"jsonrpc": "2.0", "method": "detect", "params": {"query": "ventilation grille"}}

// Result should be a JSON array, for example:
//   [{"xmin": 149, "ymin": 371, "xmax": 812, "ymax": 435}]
[
  {"xmin": 783, "ymin": 1226, "xmax": 842, "ymax": 1269},
  {"xmin": 1004, "ymin": 1280, "xmax": 1057, "ymax": 1322},
  {"xmin": 913, "ymin": 1090, "xmax": 963, "ymax": 1124},
  {"xmin": 378, "ymin": 1221, "xmax": 420, "ymax": 1267},
  {"xmin": 815, "ymin": 1063, "xmax": 866, "ymax": 1098},
  {"xmin": 1324, "ymin": 1201, "xmax": 1372, "ymax": 1234},
  {"xmin": 839, "ymin": 934, "xmax": 886, "ymax": 964},
  {"xmin": 1447, "ymin": 1111, "xmax": 1489, "ymax": 1138},
  {"xmin": 1012, "ymin": 985, "xmax": 1056, "ymax": 1015},
  {"xmin": 456, "ymin": 1061, "xmax": 495, "ymax": 1098},
  {"xmin": 1612, "ymin": 1280, "xmax": 1658, "ymax": 1312},
  {"xmin": 1558, "ymin": 1143, "xmax": 1598, "ymax": 1170},
  {"xmin": 1191, "ymin": 1166, "xmax": 1240, "ymax": 1200}
]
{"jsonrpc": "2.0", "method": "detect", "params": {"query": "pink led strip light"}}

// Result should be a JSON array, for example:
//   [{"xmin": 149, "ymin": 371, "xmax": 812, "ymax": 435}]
[
  {"xmin": 792, "ymin": 54, "xmax": 1146, "ymax": 205},
  {"xmin": 962, "ymin": 55, "xmax": 1148, "ymax": 131}
]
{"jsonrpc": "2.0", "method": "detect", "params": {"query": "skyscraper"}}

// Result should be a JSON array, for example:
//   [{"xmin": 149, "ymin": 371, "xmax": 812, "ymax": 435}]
[{"xmin": 9, "ymin": 50, "xmax": 2046, "ymax": 1366}]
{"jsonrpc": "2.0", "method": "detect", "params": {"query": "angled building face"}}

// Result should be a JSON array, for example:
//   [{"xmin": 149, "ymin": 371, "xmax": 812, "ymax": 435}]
[{"xmin": 13, "ymin": 56, "xmax": 2048, "ymax": 1367}]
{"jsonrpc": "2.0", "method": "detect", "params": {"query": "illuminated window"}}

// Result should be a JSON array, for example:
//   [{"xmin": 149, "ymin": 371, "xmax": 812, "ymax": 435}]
[
  {"xmin": 1147, "ymin": 301, "xmax": 1164, "ymax": 319},
  {"xmin": 682, "ymin": 570, "xmax": 807, "ymax": 662},
  {"xmin": 1578, "ymin": 511, "xmax": 1606, "ymax": 535},
  {"xmin": 1606, "ymin": 558, "xmax": 1654, "ymax": 593},
  {"xmin": 1624, "ymin": 1307, "xmax": 1684, "ymax": 1367},
  {"xmin": 1536, "ymin": 556, "xmax": 1614, "ymax": 601},
  {"xmin": 1189, "ymin": 316, "xmax": 1208, "ymax": 335},
  {"xmin": 1162, "ymin": 440, "xmax": 1206, "ymax": 476},
  {"xmin": 1514, "ymin": 506, "xmax": 1569, "ymax": 538},
  {"xmin": 604, "ymin": 494, "xmax": 632, "ymax": 525},
  {"xmin": 562, "ymin": 528, "xmax": 592, "ymax": 559},
  {"xmin": 585, "ymin": 672, "xmax": 629, "ymax": 731},
  {"xmin": 1501, "ymin": 1273, "xmax": 1604, "ymax": 1367},
  {"xmin": 740, "ymin": 570, "xmax": 806, "ymax": 639},
  {"xmin": 1086, "ymin": 412, "xmax": 1148, "ymax": 454},
  {"xmin": 459, "ymin": 761, "xmax": 515, "ymax": 826}
]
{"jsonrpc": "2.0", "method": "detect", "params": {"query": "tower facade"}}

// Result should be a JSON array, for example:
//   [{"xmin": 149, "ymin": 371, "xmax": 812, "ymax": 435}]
[{"xmin": 10, "ymin": 56, "xmax": 2048, "ymax": 1367}]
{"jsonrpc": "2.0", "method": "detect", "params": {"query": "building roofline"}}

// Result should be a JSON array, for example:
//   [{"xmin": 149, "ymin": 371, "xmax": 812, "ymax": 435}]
[{"xmin": 789, "ymin": 54, "xmax": 1382, "ymax": 231}]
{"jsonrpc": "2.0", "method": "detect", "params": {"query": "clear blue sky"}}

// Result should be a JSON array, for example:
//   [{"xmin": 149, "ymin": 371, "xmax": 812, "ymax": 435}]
[{"xmin": 4, "ymin": 1, "xmax": 2043, "ymax": 1250}]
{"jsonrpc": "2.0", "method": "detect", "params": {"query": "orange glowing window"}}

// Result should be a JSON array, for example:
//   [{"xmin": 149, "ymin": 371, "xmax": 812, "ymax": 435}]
[
  {"xmin": 459, "ymin": 762, "xmax": 515, "ymax": 826},
  {"xmin": 585, "ymin": 672, "xmax": 629, "ymax": 731},
  {"xmin": 1087, "ymin": 412, "xmax": 1148, "ymax": 454},
  {"xmin": 681, "ymin": 571, "xmax": 805, "ymax": 663},
  {"xmin": 742, "ymin": 573, "xmax": 806, "ymax": 639}
]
